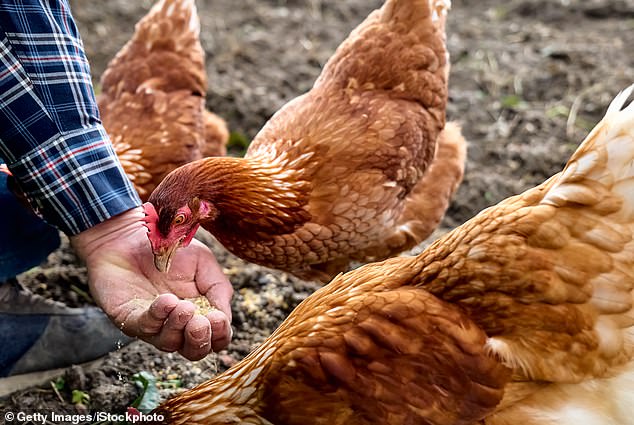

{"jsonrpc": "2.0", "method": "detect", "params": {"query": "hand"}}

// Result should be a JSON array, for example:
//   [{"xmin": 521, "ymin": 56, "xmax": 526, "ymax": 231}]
[{"xmin": 71, "ymin": 207, "xmax": 233, "ymax": 360}]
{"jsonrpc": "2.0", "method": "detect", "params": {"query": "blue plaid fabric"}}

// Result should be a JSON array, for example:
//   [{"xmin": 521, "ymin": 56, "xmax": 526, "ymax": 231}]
[{"xmin": 0, "ymin": 0, "xmax": 140, "ymax": 235}]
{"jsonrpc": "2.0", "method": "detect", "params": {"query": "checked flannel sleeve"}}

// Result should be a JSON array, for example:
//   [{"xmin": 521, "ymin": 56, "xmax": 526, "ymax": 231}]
[{"xmin": 0, "ymin": 0, "xmax": 140, "ymax": 235}]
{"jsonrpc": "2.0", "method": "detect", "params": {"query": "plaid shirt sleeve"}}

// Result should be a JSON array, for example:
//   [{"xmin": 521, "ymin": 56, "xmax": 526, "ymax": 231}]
[{"xmin": 0, "ymin": 0, "xmax": 140, "ymax": 235}]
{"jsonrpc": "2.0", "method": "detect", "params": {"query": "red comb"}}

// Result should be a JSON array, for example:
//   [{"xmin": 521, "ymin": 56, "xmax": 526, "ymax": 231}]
[{"xmin": 142, "ymin": 202, "xmax": 159, "ymax": 235}]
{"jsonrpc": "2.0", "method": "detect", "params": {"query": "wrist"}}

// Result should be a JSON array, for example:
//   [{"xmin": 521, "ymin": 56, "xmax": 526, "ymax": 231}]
[{"xmin": 71, "ymin": 206, "xmax": 145, "ymax": 260}]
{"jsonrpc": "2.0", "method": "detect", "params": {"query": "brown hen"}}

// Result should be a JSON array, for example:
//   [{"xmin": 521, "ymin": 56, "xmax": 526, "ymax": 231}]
[
  {"xmin": 98, "ymin": 0, "xmax": 228, "ymax": 201},
  {"xmin": 143, "ymin": 0, "xmax": 466, "ymax": 281},
  {"xmin": 155, "ymin": 86, "xmax": 634, "ymax": 424}
]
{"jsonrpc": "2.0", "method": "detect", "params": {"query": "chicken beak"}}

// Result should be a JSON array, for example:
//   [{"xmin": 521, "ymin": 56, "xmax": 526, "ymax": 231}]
[{"xmin": 153, "ymin": 244, "xmax": 178, "ymax": 273}]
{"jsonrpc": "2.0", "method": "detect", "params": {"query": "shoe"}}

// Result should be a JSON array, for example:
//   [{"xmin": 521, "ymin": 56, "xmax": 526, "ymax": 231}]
[{"xmin": 0, "ymin": 279, "xmax": 133, "ymax": 384}]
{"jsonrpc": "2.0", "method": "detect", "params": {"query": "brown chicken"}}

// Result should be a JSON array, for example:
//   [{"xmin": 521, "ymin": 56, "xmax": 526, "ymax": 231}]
[
  {"xmin": 98, "ymin": 0, "xmax": 228, "ymax": 201},
  {"xmin": 155, "ymin": 86, "xmax": 634, "ymax": 424},
  {"xmin": 143, "ymin": 0, "xmax": 466, "ymax": 281}
]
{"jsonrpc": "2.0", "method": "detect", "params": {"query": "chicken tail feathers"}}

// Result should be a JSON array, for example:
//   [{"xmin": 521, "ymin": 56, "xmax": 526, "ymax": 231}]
[
  {"xmin": 315, "ymin": 0, "xmax": 450, "ymax": 116},
  {"xmin": 565, "ymin": 84, "xmax": 634, "ymax": 168},
  {"xmin": 380, "ymin": 0, "xmax": 451, "ymax": 32},
  {"xmin": 140, "ymin": 0, "xmax": 201, "ymax": 47},
  {"xmin": 543, "ymin": 84, "xmax": 634, "ymax": 212},
  {"xmin": 100, "ymin": 0, "xmax": 206, "ymax": 97}
]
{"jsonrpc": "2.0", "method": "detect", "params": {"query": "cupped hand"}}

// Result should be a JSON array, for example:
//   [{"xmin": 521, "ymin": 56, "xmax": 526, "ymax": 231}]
[{"xmin": 71, "ymin": 206, "xmax": 233, "ymax": 360}]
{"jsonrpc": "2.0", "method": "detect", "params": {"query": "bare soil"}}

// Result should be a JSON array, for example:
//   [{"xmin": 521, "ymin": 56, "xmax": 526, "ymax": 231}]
[{"xmin": 1, "ymin": 0, "xmax": 633, "ymax": 421}]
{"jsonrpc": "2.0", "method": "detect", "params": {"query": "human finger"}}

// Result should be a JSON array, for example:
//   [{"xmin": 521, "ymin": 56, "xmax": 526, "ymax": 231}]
[
  {"xmin": 179, "ymin": 314, "xmax": 212, "ymax": 360},
  {"xmin": 207, "ymin": 309, "xmax": 232, "ymax": 352},
  {"xmin": 152, "ymin": 299, "xmax": 196, "ymax": 352},
  {"xmin": 134, "ymin": 293, "xmax": 180, "ymax": 337}
]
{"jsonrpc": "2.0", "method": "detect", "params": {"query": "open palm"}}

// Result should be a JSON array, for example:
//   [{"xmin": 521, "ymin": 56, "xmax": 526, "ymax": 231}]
[{"xmin": 71, "ymin": 207, "xmax": 233, "ymax": 360}]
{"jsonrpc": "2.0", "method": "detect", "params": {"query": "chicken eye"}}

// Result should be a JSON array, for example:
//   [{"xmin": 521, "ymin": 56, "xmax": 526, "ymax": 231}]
[{"xmin": 173, "ymin": 214, "xmax": 186, "ymax": 225}]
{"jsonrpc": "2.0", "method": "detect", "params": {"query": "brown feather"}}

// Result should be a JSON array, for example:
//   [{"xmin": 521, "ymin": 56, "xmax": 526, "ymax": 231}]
[
  {"xmin": 157, "ymin": 258, "xmax": 509, "ymax": 425},
  {"xmin": 98, "ymin": 0, "xmax": 228, "ymax": 201}
]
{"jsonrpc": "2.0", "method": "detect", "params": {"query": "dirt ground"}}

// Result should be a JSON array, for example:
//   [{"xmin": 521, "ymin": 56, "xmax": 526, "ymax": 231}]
[{"xmin": 2, "ymin": 0, "xmax": 634, "ymax": 421}]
